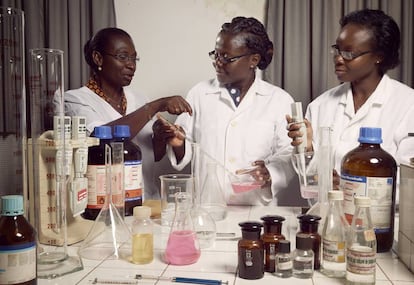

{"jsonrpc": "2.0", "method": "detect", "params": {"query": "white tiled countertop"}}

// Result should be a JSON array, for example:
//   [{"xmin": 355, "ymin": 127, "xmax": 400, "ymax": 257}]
[{"xmin": 38, "ymin": 205, "xmax": 414, "ymax": 285}]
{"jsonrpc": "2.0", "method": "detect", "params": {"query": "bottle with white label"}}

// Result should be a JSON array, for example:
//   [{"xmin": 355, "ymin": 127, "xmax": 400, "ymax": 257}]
[
  {"xmin": 340, "ymin": 127, "xmax": 397, "ymax": 252},
  {"xmin": 321, "ymin": 190, "xmax": 348, "ymax": 277},
  {"xmin": 113, "ymin": 125, "xmax": 143, "ymax": 216},
  {"xmin": 346, "ymin": 196, "xmax": 376, "ymax": 285},
  {"xmin": 0, "ymin": 195, "xmax": 37, "ymax": 285}
]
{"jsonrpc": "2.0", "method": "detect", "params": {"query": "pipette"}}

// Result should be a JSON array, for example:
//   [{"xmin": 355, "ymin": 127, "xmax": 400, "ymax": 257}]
[
  {"xmin": 291, "ymin": 102, "xmax": 308, "ymax": 186},
  {"xmin": 135, "ymin": 274, "xmax": 229, "ymax": 285}
]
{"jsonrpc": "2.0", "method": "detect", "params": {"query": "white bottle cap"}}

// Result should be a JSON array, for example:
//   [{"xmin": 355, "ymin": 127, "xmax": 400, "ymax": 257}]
[
  {"xmin": 133, "ymin": 206, "xmax": 151, "ymax": 219},
  {"xmin": 354, "ymin": 196, "xmax": 371, "ymax": 207},
  {"xmin": 328, "ymin": 190, "xmax": 343, "ymax": 201}
]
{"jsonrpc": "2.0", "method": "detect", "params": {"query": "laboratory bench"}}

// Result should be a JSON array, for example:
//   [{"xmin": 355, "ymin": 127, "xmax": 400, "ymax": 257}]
[{"xmin": 38, "ymin": 205, "xmax": 414, "ymax": 285}]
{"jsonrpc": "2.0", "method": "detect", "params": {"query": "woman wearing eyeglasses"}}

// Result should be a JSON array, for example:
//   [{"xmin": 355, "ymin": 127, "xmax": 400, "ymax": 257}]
[
  {"xmin": 287, "ymin": 9, "xmax": 414, "ymax": 181},
  {"xmin": 65, "ymin": 27, "xmax": 192, "ymax": 199},
  {"xmin": 153, "ymin": 17, "xmax": 302, "ymax": 206}
]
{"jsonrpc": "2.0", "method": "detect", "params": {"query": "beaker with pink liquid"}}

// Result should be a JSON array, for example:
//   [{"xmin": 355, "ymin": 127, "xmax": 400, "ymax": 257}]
[{"xmin": 164, "ymin": 192, "xmax": 200, "ymax": 265}]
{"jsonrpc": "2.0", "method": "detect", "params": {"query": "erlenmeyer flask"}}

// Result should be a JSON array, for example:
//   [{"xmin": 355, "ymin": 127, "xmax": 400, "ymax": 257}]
[
  {"xmin": 190, "ymin": 143, "xmax": 216, "ymax": 248},
  {"xmin": 201, "ymin": 162, "xmax": 227, "ymax": 221},
  {"xmin": 78, "ymin": 143, "xmax": 131, "ymax": 261},
  {"xmin": 164, "ymin": 192, "xmax": 201, "ymax": 265}
]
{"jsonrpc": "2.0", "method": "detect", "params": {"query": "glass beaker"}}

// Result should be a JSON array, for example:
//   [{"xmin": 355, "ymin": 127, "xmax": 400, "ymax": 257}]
[
  {"xmin": 159, "ymin": 174, "xmax": 193, "ymax": 226},
  {"xmin": 164, "ymin": 192, "xmax": 201, "ymax": 265},
  {"xmin": 0, "ymin": 7, "xmax": 27, "ymax": 200},
  {"xmin": 28, "ymin": 48, "xmax": 83, "ymax": 277}
]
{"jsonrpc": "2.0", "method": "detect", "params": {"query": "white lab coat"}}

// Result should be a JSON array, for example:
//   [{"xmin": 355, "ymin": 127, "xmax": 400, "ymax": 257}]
[
  {"xmin": 64, "ymin": 86, "xmax": 185, "ymax": 200},
  {"xmin": 167, "ymin": 77, "xmax": 302, "ymax": 206},
  {"xmin": 306, "ymin": 74, "xmax": 414, "ymax": 172}
]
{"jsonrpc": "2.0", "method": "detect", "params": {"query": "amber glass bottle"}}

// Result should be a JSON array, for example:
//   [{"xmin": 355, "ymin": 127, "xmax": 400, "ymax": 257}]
[
  {"xmin": 0, "ymin": 195, "xmax": 37, "ymax": 285},
  {"xmin": 341, "ymin": 127, "xmax": 397, "ymax": 252},
  {"xmin": 297, "ymin": 214, "xmax": 321, "ymax": 270},
  {"xmin": 83, "ymin": 126, "xmax": 113, "ymax": 220},
  {"xmin": 113, "ymin": 125, "xmax": 143, "ymax": 216},
  {"xmin": 238, "ymin": 222, "xmax": 264, "ymax": 280},
  {"xmin": 260, "ymin": 215, "xmax": 286, "ymax": 272}
]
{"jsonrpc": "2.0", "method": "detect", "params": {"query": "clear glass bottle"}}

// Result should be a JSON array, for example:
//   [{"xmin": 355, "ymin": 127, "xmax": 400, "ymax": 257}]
[
  {"xmin": 341, "ymin": 127, "xmax": 397, "ymax": 252},
  {"xmin": 113, "ymin": 125, "xmax": 143, "ymax": 216},
  {"xmin": 292, "ymin": 234, "xmax": 314, "ymax": 279},
  {"xmin": 164, "ymin": 192, "xmax": 200, "ymax": 265},
  {"xmin": 260, "ymin": 215, "xmax": 286, "ymax": 272},
  {"xmin": 0, "ymin": 195, "xmax": 37, "ymax": 285},
  {"xmin": 274, "ymin": 240, "xmax": 292, "ymax": 278},
  {"xmin": 297, "ymin": 214, "xmax": 321, "ymax": 270},
  {"xmin": 238, "ymin": 221, "xmax": 264, "ymax": 280},
  {"xmin": 321, "ymin": 190, "xmax": 348, "ymax": 278},
  {"xmin": 346, "ymin": 196, "xmax": 376, "ymax": 285},
  {"xmin": 131, "ymin": 206, "xmax": 153, "ymax": 264},
  {"xmin": 84, "ymin": 125, "xmax": 113, "ymax": 220}
]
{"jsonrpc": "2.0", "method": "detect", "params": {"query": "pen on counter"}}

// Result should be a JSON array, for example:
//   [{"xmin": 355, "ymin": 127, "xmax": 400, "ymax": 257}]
[{"xmin": 135, "ymin": 274, "xmax": 229, "ymax": 285}]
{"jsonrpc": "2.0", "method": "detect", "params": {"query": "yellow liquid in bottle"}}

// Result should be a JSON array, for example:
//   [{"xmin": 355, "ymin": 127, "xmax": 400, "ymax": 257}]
[{"xmin": 132, "ymin": 233, "xmax": 154, "ymax": 264}]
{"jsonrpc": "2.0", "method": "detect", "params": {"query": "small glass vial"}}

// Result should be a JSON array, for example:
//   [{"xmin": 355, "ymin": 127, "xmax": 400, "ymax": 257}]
[
  {"xmin": 131, "ymin": 206, "xmax": 153, "ymax": 264},
  {"xmin": 297, "ymin": 214, "xmax": 321, "ymax": 269},
  {"xmin": 274, "ymin": 240, "xmax": 292, "ymax": 278},
  {"xmin": 0, "ymin": 195, "xmax": 37, "ymax": 285},
  {"xmin": 238, "ymin": 221, "xmax": 264, "ymax": 280},
  {"xmin": 293, "ymin": 234, "xmax": 314, "ymax": 279},
  {"xmin": 260, "ymin": 215, "xmax": 285, "ymax": 272}
]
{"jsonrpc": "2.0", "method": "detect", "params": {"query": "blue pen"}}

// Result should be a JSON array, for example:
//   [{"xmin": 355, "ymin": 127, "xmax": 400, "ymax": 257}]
[{"xmin": 135, "ymin": 274, "xmax": 229, "ymax": 285}]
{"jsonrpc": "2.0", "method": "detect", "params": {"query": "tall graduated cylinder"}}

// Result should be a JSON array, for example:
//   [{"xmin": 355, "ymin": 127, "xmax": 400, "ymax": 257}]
[
  {"xmin": 28, "ymin": 49, "xmax": 83, "ymax": 277},
  {"xmin": 0, "ymin": 7, "xmax": 27, "ymax": 200}
]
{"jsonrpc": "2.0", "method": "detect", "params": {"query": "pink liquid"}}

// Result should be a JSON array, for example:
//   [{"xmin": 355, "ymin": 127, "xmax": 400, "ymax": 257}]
[
  {"xmin": 231, "ymin": 181, "xmax": 263, "ymax": 193},
  {"xmin": 164, "ymin": 230, "xmax": 200, "ymax": 265}
]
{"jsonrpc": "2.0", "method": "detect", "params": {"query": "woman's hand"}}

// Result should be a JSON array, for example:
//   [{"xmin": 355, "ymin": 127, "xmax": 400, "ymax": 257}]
[
  {"xmin": 237, "ymin": 160, "xmax": 272, "ymax": 188},
  {"xmin": 286, "ymin": 114, "xmax": 313, "ymax": 151},
  {"xmin": 157, "ymin": 96, "xmax": 193, "ymax": 115},
  {"xmin": 152, "ymin": 117, "xmax": 185, "ymax": 148}
]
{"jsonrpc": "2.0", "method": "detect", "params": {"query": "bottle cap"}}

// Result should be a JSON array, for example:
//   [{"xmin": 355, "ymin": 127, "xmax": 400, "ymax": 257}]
[
  {"xmin": 260, "ymin": 215, "xmax": 286, "ymax": 224},
  {"xmin": 133, "ymin": 206, "xmax": 151, "ymax": 219},
  {"xmin": 297, "ymin": 214, "xmax": 321, "ymax": 224},
  {"xmin": 278, "ymin": 240, "xmax": 291, "ymax": 253},
  {"xmin": 358, "ymin": 127, "xmax": 382, "ymax": 144},
  {"xmin": 113, "ymin": 125, "xmax": 131, "ymax": 138},
  {"xmin": 354, "ymin": 196, "xmax": 371, "ymax": 207},
  {"xmin": 328, "ymin": 190, "xmax": 343, "ymax": 201},
  {"xmin": 1, "ymin": 195, "xmax": 24, "ymax": 216},
  {"xmin": 296, "ymin": 234, "xmax": 313, "ymax": 250},
  {"xmin": 93, "ymin": 126, "xmax": 113, "ymax": 139},
  {"xmin": 238, "ymin": 221, "xmax": 263, "ymax": 232}
]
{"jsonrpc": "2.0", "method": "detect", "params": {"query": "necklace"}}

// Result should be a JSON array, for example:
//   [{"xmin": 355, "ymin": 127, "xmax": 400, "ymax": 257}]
[{"xmin": 86, "ymin": 78, "xmax": 127, "ymax": 115}]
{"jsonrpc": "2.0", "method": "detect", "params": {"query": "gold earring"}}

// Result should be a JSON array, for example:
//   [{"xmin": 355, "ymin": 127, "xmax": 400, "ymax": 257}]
[
  {"xmin": 376, "ymin": 61, "xmax": 380, "ymax": 64},
  {"xmin": 98, "ymin": 66, "xmax": 102, "ymax": 71}
]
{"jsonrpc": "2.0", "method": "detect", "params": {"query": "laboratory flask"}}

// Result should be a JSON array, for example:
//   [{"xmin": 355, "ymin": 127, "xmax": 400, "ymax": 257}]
[
  {"xmin": 164, "ymin": 192, "xmax": 201, "ymax": 265},
  {"xmin": 190, "ymin": 143, "xmax": 217, "ymax": 248},
  {"xmin": 28, "ymin": 48, "xmax": 84, "ymax": 278},
  {"xmin": 0, "ymin": 7, "xmax": 27, "ymax": 199}
]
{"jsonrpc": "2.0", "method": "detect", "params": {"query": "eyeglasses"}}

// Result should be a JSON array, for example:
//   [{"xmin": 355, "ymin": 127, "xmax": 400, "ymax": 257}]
[
  {"xmin": 208, "ymin": 50, "xmax": 251, "ymax": 64},
  {"xmin": 331, "ymin": 44, "xmax": 372, "ymax": 61},
  {"xmin": 103, "ymin": 53, "xmax": 140, "ymax": 63}
]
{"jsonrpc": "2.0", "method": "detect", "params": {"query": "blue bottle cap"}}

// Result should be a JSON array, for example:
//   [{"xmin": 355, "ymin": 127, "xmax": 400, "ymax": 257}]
[
  {"xmin": 93, "ymin": 126, "xmax": 113, "ymax": 139},
  {"xmin": 358, "ymin": 127, "xmax": 382, "ymax": 144},
  {"xmin": 1, "ymin": 195, "xmax": 24, "ymax": 216},
  {"xmin": 113, "ymin": 125, "xmax": 131, "ymax": 138}
]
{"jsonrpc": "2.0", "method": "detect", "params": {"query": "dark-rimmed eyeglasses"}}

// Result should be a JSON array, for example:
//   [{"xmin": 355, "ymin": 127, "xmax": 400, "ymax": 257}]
[
  {"xmin": 103, "ymin": 53, "xmax": 140, "ymax": 63},
  {"xmin": 331, "ymin": 44, "xmax": 372, "ymax": 61},
  {"xmin": 208, "ymin": 50, "xmax": 251, "ymax": 64}
]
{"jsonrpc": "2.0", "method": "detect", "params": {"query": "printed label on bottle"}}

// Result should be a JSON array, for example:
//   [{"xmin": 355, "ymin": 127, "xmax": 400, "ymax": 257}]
[
  {"xmin": 0, "ymin": 242, "xmax": 36, "ymax": 283},
  {"xmin": 267, "ymin": 243, "xmax": 276, "ymax": 260},
  {"xmin": 124, "ymin": 160, "xmax": 143, "ymax": 202},
  {"xmin": 323, "ymin": 239, "xmax": 345, "ymax": 263},
  {"xmin": 111, "ymin": 163, "xmax": 124, "ymax": 208},
  {"xmin": 245, "ymin": 249, "xmax": 253, "ymax": 266},
  {"xmin": 347, "ymin": 246, "xmax": 376, "ymax": 275},
  {"xmin": 86, "ymin": 164, "xmax": 106, "ymax": 209},
  {"xmin": 277, "ymin": 257, "xmax": 293, "ymax": 270},
  {"xmin": 341, "ymin": 174, "xmax": 393, "ymax": 229}
]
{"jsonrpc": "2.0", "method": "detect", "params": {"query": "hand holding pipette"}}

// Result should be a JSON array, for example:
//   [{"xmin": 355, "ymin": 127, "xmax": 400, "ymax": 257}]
[{"xmin": 155, "ymin": 113, "xmax": 187, "ymax": 142}]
